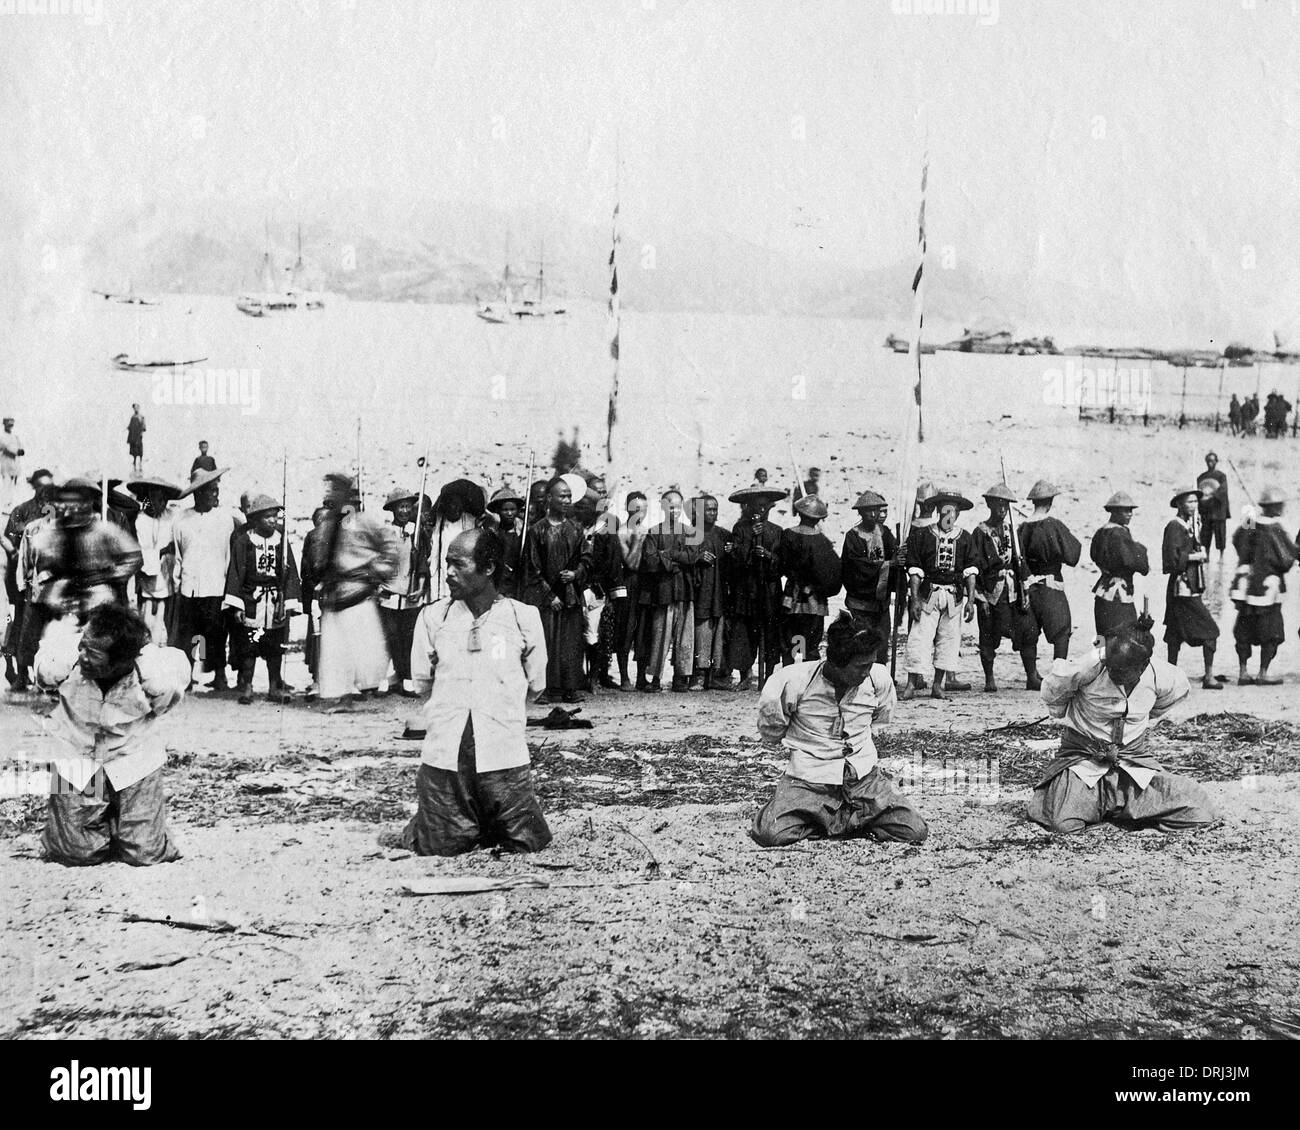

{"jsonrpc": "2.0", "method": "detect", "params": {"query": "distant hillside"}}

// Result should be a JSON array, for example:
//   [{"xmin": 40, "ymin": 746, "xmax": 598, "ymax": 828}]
[{"xmin": 68, "ymin": 193, "xmax": 1292, "ymax": 350}]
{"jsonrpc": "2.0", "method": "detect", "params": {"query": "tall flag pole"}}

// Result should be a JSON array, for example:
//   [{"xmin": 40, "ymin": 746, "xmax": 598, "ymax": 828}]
[
  {"xmin": 895, "ymin": 134, "xmax": 928, "ymax": 546},
  {"xmin": 605, "ymin": 145, "xmax": 622, "ymax": 465},
  {"xmin": 890, "ymin": 127, "xmax": 928, "ymax": 680}
]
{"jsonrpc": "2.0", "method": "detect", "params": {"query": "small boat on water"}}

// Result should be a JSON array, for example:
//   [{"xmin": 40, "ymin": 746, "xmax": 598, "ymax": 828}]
[
  {"xmin": 112, "ymin": 353, "xmax": 208, "ymax": 372},
  {"xmin": 884, "ymin": 333, "xmax": 936, "ymax": 354},
  {"xmin": 236, "ymin": 224, "xmax": 327, "ymax": 317},
  {"xmin": 476, "ymin": 238, "xmax": 566, "ymax": 323},
  {"xmin": 93, "ymin": 285, "xmax": 159, "ymax": 307}
]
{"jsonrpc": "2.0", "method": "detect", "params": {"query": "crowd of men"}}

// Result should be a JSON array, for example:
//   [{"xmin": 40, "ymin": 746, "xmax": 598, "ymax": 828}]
[
  {"xmin": 1227, "ymin": 391, "xmax": 1294, "ymax": 437},
  {"xmin": 1, "ymin": 428, "xmax": 1296, "ymax": 863}
]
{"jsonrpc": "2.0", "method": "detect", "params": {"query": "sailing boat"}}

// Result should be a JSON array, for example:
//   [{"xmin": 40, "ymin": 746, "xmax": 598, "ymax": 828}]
[
  {"xmin": 236, "ymin": 223, "xmax": 326, "ymax": 316},
  {"xmin": 476, "ymin": 238, "xmax": 566, "ymax": 323},
  {"xmin": 93, "ymin": 280, "xmax": 159, "ymax": 306}
]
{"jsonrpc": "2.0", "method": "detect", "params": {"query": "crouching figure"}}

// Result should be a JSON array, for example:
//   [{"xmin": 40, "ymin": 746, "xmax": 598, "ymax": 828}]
[
  {"xmin": 38, "ymin": 605, "xmax": 190, "ymax": 866},
  {"xmin": 751, "ymin": 612, "xmax": 928, "ymax": 847},
  {"xmin": 1028, "ymin": 612, "xmax": 1218, "ymax": 834}
]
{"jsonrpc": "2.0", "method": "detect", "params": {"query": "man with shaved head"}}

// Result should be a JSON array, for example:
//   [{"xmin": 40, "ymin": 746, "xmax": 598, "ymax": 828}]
[
  {"xmin": 402, "ymin": 527, "xmax": 551, "ymax": 855},
  {"xmin": 1028, "ymin": 613, "xmax": 1217, "ymax": 834}
]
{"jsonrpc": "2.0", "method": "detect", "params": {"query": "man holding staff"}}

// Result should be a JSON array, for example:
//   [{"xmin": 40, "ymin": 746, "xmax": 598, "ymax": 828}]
[{"xmin": 1162, "ymin": 487, "xmax": 1220, "ymax": 690}]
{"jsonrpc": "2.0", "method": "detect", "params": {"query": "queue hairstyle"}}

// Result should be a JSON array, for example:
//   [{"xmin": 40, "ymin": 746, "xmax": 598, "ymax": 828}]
[{"xmin": 825, "ymin": 611, "xmax": 884, "ymax": 666}]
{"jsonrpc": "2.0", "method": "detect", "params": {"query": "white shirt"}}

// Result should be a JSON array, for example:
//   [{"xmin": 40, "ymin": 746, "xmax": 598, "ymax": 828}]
[
  {"xmin": 1041, "ymin": 648, "xmax": 1190, "ymax": 788},
  {"xmin": 35, "ymin": 626, "xmax": 191, "ymax": 790},
  {"xmin": 411, "ymin": 596, "xmax": 547, "ymax": 772},
  {"xmin": 758, "ymin": 660, "xmax": 896, "ymax": 785},
  {"xmin": 173, "ymin": 507, "xmax": 242, "ymax": 598},
  {"xmin": 135, "ymin": 511, "xmax": 175, "ymax": 599}
]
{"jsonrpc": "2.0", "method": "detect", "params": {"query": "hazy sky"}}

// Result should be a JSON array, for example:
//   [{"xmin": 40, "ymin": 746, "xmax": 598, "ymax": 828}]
[{"xmin": 5, "ymin": 0, "xmax": 1300, "ymax": 337}]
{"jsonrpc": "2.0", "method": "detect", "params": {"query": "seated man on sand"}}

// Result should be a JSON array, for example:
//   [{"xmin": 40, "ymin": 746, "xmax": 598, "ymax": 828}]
[
  {"xmin": 400, "ymin": 528, "xmax": 553, "ymax": 856},
  {"xmin": 1028, "ymin": 612, "xmax": 1218, "ymax": 835},
  {"xmin": 36, "ymin": 605, "xmax": 191, "ymax": 866},
  {"xmin": 750, "ymin": 612, "xmax": 928, "ymax": 847}
]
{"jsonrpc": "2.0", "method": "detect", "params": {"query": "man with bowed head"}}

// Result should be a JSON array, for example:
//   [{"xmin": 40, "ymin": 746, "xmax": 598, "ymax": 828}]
[{"xmin": 750, "ymin": 612, "xmax": 929, "ymax": 848}]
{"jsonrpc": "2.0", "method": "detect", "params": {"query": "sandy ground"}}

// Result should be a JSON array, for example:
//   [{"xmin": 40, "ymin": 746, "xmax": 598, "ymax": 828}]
[
  {"xmin": 2, "ymin": 661, "xmax": 1299, "ymax": 1040},
  {"xmin": 4, "ymin": 305, "xmax": 1300, "ymax": 1038}
]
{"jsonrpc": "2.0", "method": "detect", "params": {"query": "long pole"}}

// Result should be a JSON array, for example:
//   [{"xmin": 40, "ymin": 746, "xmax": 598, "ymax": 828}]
[
  {"xmin": 890, "ymin": 520, "xmax": 904, "ymax": 680},
  {"xmin": 1179, "ymin": 366, "xmax": 1188, "ymax": 428},
  {"xmin": 355, "ymin": 418, "xmax": 363, "ymax": 511},
  {"xmin": 787, "ymin": 439, "xmax": 802, "ymax": 506},
  {"xmin": 409, "ymin": 440, "xmax": 431, "ymax": 599},
  {"xmin": 279, "ymin": 450, "xmax": 288, "ymax": 591},
  {"xmin": 521, "ymin": 448, "xmax": 536, "ymax": 546}
]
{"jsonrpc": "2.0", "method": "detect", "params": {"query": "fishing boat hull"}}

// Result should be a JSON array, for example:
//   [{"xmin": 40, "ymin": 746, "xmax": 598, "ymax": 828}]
[{"xmin": 113, "ymin": 354, "xmax": 208, "ymax": 372}]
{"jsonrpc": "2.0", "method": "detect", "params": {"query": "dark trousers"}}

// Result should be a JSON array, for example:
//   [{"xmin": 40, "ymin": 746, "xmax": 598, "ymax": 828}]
[
  {"xmin": 727, "ymin": 612, "xmax": 781, "ymax": 678},
  {"xmin": 42, "ymin": 768, "xmax": 181, "ymax": 866},
  {"xmin": 172, "ymin": 595, "xmax": 227, "ymax": 677},
  {"xmin": 229, "ymin": 623, "xmax": 288, "ymax": 687},
  {"xmin": 378, "ymin": 605, "xmax": 421, "ymax": 682},
  {"xmin": 17, "ymin": 600, "xmax": 55, "ymax": 669},
  {"xmin": 400, "ymin": 719, "xmax": 551, "ymax": 856}
]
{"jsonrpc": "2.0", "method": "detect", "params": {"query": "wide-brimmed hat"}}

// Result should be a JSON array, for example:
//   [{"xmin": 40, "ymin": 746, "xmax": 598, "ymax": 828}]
[
  {"xmin": 180, "ymin": 465, "xmax": 231, "ymax": 498},
  {"xmin": 126, "ymin": 474, "xmax": 182, "ymax": 501},
  {"xmin": 1258, "ymin": 485, "xmax": 1288, "ymax": 507},
  {"xmin": 933, "ymin": 490, "xmax": 974, "ymax": 512},
  {"xmin": 383, "ymin": 486, "xmax": 419, "ymax": 511},
  {"xmin": 57, "ymin": 475, "xmax": 103, "ymax": 498},
  {"xmin": 982, "ymin": 482, "xmax": 1017, "ymax": 503},
  {"xmin": 26, "ymin": 467, "xmax": 53, "ymax": 486},
  {"xmin": 486, "ymin": 486, "xmax": 525, "ymax": 514},
  {"xmin": 1169, "ymin": 487, "xmax": 1202, "ymax": 508},
  {"xmin": 1103, "ymin": 491, "xmax": 1138, "ymax": 511},
  {"xmin": 728, "ymin": 484, "xmax": 787, "ymax": 505},
  {"xmin": 793, "ymin": 495, "xmax": 828, "ymax": 520},
  {"xmin": 245, "ymin": 493, "xmax": 282, "ymax": 518},
  {"xmin": 853, "ymin": 490, "xmax": 887, "ymax": 510},
  {"xmin": 1026, "ymin": 479, "xmax": 1060, "ymax": 502}
]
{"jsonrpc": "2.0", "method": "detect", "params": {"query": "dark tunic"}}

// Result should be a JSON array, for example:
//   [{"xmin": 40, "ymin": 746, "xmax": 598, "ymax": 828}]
[
  {"xmin": 1161, "ymin": 518, "xmax": 1218, "ymax": 646},
  {"xmin": 1018, "ymin": 516, "xmax": 1081, "ymax": 644},
  {"xmin": 841, "ymin": 525, "xmax": 895, "ymax": 606},
  {"xmin": 638, "ymin": 522, "xmax": 699, "ymax": 607},
  {"xmin": 971, "ymin": 518, "xmax": 1035, "ymax": 650},
  {"xmin": 1230, "ymin": 520, "xmax": 1297, "ymax": 647},
  {"xmin": 524, "ymin": 517, "xmax": 591, "ymax": 692},
  {"xmin": 726, "ymin": 517, "xmax": 783, "ymax": 674},
  {"xmin": 225, "ymin": 530, "xmax": 303, "ymax": 671},
  {"xmin": 779, "ymin": 526, "xmax": 841, "ymax": 614},
  {"xmin": 692, "ymin": 524, "xmax": 730, "ymax": 621},
  {"xmin": 1090, "ymin": 523, "xmax": 1149, "ymax": 634},
  {"xmin": 904, "ymin": 524, "xmax": 977, "ymax": 592}
]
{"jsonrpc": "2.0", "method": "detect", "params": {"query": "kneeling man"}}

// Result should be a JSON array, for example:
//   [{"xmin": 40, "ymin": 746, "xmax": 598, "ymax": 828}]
[
  {"xmin": 37, "ymin": 605, "xmax": 191, "ymax": 865},
  {"xmin": 1028, "ymin": 612, "xmax": 1217, "ymax": 834},
  {"xmin": 751, "ymin": 612, "xmax": 928, "ymax": 847},
  {"xmin": 401, "ymin": 528, "xmax": 553, "ymax": 855}
]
